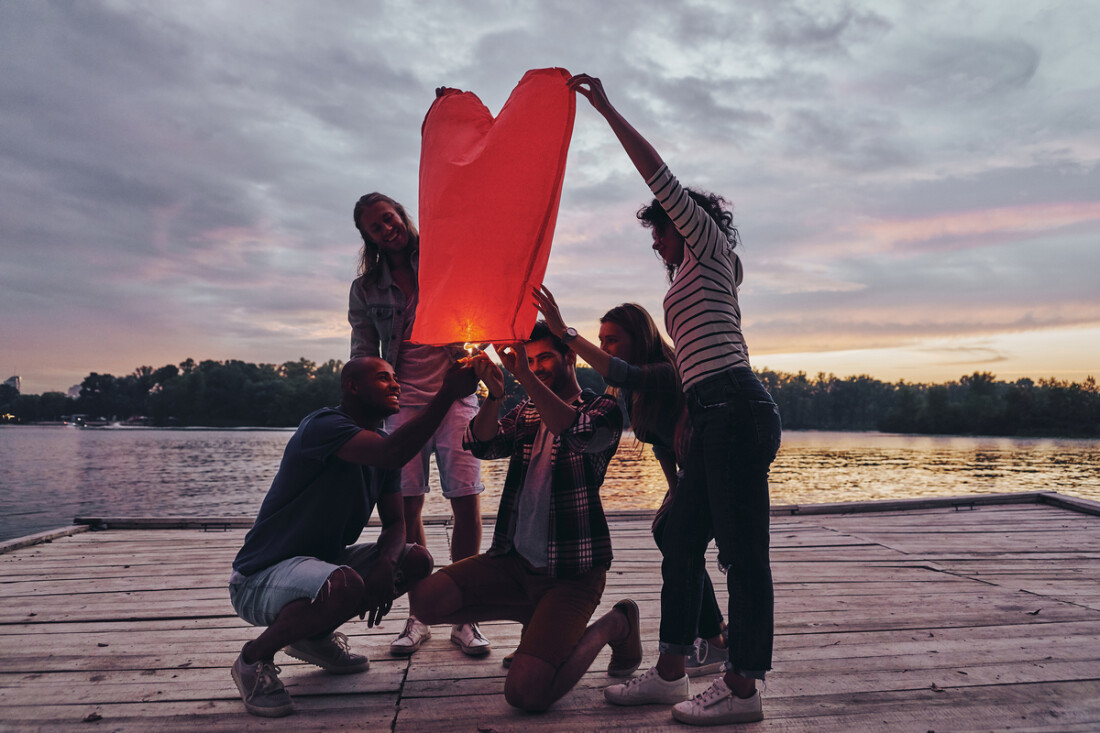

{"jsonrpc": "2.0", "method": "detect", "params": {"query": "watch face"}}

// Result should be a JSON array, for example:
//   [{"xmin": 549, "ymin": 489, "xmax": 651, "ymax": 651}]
[{"xmin": 564, "ymin": 328, "xmax": 578, "ymax": 341}]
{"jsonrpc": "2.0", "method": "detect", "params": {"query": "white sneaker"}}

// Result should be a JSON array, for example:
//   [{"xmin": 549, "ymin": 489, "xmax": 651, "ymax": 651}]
[
  {"xmin": 390, "ymin": 616, "xmax": 431, "ymax": 657},
  {"xmin": 604, "ymin": 666, "xmax": 689, "ymax": 706},
  {"xmin": 450, "ymin": 622, "xmax": 491, "ymax": 657},
  {"xmin": 672, "ymin": 677, "xmax": 763, "ymax": 725}
]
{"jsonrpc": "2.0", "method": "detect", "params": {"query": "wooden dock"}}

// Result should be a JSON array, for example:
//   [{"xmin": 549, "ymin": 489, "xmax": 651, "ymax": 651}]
[{"xmin": 1, "ymin": 492, "xmax": 1099, "ymax": 731}]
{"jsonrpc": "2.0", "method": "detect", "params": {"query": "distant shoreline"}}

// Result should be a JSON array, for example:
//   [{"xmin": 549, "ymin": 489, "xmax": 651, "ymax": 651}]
[
  {"xmin": 1, "ymin": 422, "xmax": 294, "ymax": 431},
  {"xmin": 3, "ymin": 423, "xmax": 1097, "ymax": 441}
]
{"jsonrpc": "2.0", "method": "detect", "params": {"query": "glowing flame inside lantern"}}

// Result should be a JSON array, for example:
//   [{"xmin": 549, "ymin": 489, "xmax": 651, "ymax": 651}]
[{"xmin": 459, "ymin": 342, "xmax": 479, "ymax": 366}]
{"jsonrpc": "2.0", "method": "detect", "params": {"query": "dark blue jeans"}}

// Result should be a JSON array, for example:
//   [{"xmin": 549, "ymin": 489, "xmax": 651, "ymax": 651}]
[
  {"xmin": 652, "ymin": 510, "xmax": 724, "ymax": 641},
  {"xmin": 658, "ymin": 367, "xmax": 781, "ymax": 680}
]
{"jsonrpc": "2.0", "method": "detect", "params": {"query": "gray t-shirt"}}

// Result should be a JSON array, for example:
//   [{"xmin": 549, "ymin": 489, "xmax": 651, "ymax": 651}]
[{"xmin": 512, "ymin": 421, "xmax": 555, "ymax": 568}]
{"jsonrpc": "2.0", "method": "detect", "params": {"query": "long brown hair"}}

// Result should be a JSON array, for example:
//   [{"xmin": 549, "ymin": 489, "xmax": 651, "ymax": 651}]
[
  {"xmin": 352, "ymin": 192, "xmax": 419, "ymax": 284},
  {"xmin": 601, "ymin": 303, "xmax": 687, "ymax": 460}
]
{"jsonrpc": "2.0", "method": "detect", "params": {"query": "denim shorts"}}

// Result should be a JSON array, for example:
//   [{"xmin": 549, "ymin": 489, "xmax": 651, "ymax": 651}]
[
  {"xmin": 228, "ymin": 543, "xmax": 408, "ymax": 627},
  {"xmin": 386, "ymin": 399, "xmax": 484, "ymax": 499}
]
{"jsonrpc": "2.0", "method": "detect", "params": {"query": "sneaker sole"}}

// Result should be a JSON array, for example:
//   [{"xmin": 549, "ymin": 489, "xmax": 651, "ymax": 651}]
[
  {"xmin": 450, "ymin": 635, "xmax": 492, "ymax": 657},
  {"xmin": 607, "ymin": 661, "xmax": 642, "ymax": 677},
  {"xmin": 390, "ymin": 628, "xmax": 432, "ymax": 656},
  {"xmin": 671, "ymin": 705, "xmax": 763, "ymax": 725},
  {"xmin": 606, "ymin": 599, "xmax": 643, "ymax": 677},
  {"xmin": 283, "ymin": 647, "xmax": 369, "ymax": 674},
  {"xmin": 605, "ymin": 691, "xmax": 690, "ymax": 706},
  {"xmin": 231, "ymin": 665, "xmax": 294, "ymax": 718},
  {"xmin": 686, "ymin": 661, "xmax": 727, "ymax": 678},
  {"xmin": 389, "ymin": 641, "xmax": 425, "ymax": 657}
]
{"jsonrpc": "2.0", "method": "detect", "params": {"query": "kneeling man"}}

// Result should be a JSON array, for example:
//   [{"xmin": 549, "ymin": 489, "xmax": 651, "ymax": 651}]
[
  {"xmin": 410, "ymin": 322, "xmax": 643, "ymax": 712},
  {"xmin": 228, "ymin": 356, "xmax": 476, "ymax": 717}
]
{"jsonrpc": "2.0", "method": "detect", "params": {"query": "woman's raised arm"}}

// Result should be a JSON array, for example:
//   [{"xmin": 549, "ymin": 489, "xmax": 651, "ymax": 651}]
[
  {"xmin": 568, "ymin": 73, "xmax": 664, "ymax": 182},
  {"xmin": 532, "ymin": 285, "xmax": 612, "ymax": 376}
]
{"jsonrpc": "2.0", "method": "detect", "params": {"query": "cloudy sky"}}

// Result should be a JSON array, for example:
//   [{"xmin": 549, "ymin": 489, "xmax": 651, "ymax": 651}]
[{"xmin": 2, "ymin": 0, "xmax": 1097, "ymax": 395}]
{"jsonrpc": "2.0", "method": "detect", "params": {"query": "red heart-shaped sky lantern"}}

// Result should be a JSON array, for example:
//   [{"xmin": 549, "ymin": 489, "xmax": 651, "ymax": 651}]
[{"xmin": 411, "ymin": 68, "xmax": 575, "ymax": 345}]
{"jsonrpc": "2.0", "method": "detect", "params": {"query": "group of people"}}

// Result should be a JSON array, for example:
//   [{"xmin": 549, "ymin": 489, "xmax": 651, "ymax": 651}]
[{"xmin": 227, "ymin": 74, "xmax": 782, "ymax": 727}]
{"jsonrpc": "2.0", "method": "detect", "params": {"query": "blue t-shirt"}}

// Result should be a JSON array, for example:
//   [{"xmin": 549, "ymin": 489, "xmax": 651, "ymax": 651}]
[{"xmin": 232, "ymin": 406, "xmax": 400, "ymax": 576}]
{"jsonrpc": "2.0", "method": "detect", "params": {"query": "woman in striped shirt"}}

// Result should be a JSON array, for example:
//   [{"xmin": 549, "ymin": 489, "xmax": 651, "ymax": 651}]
[{"xmin": 570, "ymin": 73, "xmax": 782, "ymax": 726}]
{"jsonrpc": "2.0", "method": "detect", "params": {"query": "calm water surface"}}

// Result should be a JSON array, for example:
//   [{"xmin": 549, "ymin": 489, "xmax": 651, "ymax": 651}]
[{"xmin": 1, "ymin": 425, "xmax": 1097, "ymax": 542}]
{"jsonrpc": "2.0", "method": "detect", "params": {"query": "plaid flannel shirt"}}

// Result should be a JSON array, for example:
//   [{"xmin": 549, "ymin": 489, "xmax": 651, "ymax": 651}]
[{"xmin": 463, "ymin": 389, "xmax": 623, "ymax": 578}]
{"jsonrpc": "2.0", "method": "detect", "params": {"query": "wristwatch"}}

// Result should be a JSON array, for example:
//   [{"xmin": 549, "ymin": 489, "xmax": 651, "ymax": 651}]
[{"xmin": 562, "ymin": 327, "xmax": 578, "ymax": 342}]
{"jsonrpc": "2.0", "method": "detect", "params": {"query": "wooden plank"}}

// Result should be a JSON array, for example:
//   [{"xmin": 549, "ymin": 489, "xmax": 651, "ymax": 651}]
[
  {"xmin": 778, "ymin": 492, "xmax": 1053, "ymax": 516},
  {"xmin": 0, "ymin": 666, "xmax": 406, "ymax": 706},
  {"xmin": 0, "ymin": 525, "xmax": 90, "ymax": 555},
  {"xmin": 0, "ymin": 501, "xmax": 1097, "ymax": 732},
  {"xmin": 0, "ymin": 696, "xmax": 397, "ymax": 732},
  {"xmin": 399, "ymin": 655, "xmax": 1100, "ymax": 700},
  {"xmin": 71, "ymin": 514, "xmax": 467, "ymax": 530},
  {"xmin": 392, "ymin": 680, "xmax": 1100, "ymax": 732}
]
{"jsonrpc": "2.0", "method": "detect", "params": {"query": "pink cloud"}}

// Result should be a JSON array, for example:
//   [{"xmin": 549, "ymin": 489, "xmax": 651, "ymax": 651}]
[{"xmin": 863, "ymin": 201, "xmax": 1100, "ymax": 247}]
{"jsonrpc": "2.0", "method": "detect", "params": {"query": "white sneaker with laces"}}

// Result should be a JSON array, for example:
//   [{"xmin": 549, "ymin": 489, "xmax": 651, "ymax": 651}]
[
  {"xmin": 390, "ymin": 616, "xmax": 431, "ymax": 657},
  {"xmin": 450, "ymin": 622, "xmax": 491, "ymax": 656},
  {"xmin": 604, "ymin": 666, "xmax": 689, "ymax": 706},
  {"xmin": 672, "ymin": 677, "xmax": 763, "ymax": 725}
]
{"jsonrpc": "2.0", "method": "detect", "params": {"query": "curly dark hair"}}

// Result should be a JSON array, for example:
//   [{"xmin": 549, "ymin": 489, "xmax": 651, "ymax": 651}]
[{"xmin": 637, "ymin": 188, "xmax": 738, "ymax": 281}]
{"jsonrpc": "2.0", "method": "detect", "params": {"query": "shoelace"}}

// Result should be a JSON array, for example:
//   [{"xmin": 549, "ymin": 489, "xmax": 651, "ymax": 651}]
[
  {"xmin": 692, "ymin": 679, "xmax": 730, "ymax": 706},
  {"xmin": 329, "ymin": 632, "xmax": 351, "ymax": 654},
  {"xmin": 621, "ymin": 668, "xmax": 659, "ymax": 690},
  {"xmin": 469, "ymin": 625, "xmax": 488, "ymax": 643},
  {"xmin": 399, "ymin": 618, "xmax": 418, "ymax": 638},
  {"xmin": 251, "ymin": 662, "xmax": 285, "ymax": 697},
  {"xmin": 691, "ymin": 637, "xmax": 707, "ymax": 662}
]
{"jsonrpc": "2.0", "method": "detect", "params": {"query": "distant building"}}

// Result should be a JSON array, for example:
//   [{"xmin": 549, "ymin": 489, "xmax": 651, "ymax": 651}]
[{"xmin": 3, "ymin": 376, "xmax": 19, "ymax": 393}]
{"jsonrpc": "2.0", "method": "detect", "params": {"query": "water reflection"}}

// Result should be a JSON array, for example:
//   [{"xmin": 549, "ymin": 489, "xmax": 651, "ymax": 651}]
[{"xmin": 1, "ymin": 426, "xmax": 1097, "ymax": 542}]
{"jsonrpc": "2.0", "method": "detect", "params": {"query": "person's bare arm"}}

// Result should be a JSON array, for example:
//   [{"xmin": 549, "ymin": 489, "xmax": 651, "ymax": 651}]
[
  {"xmin": 569, "ymin": 73, "xmax": 664, "ymax": 181},
  {"xmin": 497, "ymin": 342, "xmax": 578, "ymax": 435},
  {"xmin": 470, "ymin": 352, "xmax": 506, "ymax": 441},
  {"xmin": 335, "ymin": 364, "xmax": 477, "ymax": 468},
  {"xmin": 357, "ymin": 490, "xmax": 406, "ymax": 626},
  {"xmin": 531, "ymin": 285, "xmax": 612, "ymax": 376}
]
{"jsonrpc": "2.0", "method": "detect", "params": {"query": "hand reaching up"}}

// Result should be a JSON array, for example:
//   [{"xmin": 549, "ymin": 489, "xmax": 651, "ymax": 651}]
[
  {"xmin": 532, "ymin": 285, "xmax": 568, "ymax": 339},
  {"xmin": 439, "ymin": 360, "xmax": 478, "ymax": 401},
  {"xmin": 470, "ymin": 351, "xmax": 505, "ymax": 400},
  {"xmin": 493, "ymin": 342, "xmax": 529, "ymax": 379}
]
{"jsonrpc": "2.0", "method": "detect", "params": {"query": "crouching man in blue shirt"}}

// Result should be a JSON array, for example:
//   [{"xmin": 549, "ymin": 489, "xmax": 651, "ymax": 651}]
[{"xmin": 228, "ymin": 356, "xmax": 477, "ymax": 717}]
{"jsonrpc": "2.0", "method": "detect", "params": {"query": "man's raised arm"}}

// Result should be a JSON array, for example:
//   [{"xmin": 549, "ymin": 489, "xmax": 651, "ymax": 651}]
[{"xmin": 337, "ymin": 363, "xmax": 477, "ymax": 469}]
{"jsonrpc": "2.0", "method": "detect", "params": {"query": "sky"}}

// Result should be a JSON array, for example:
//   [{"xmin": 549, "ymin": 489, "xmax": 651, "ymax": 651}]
[{"xmin": 2, "ymin": 0, "xmax": 1098, "ymax": 395}]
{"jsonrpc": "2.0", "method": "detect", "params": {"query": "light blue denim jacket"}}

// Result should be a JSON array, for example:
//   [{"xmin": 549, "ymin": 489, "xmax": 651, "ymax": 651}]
[
  {"xmin": 348, "ymin": 249, "xmax": 466, "ymax": 366},
  {"xmin": 348, "ymin": 250, "xmax": 418, "ymax": 363}
]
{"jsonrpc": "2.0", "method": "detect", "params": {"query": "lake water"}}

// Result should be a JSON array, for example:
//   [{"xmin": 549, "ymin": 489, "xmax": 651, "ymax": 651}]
[{"xmin": 1, "ymin": 425, "xmax": 1097, "ymax": 543}]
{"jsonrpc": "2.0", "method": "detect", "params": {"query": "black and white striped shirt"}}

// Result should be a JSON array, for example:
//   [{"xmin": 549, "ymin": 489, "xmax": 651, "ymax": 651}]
[{"xmin": 648, "ymin": 165, "xmax": 749, "ymax": 389}]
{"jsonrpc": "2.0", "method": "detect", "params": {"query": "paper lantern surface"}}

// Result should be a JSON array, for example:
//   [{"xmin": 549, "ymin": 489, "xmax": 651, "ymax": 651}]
[{"xmin": 412, "ymin": 67, "xmax": 575, "ymax": 345}]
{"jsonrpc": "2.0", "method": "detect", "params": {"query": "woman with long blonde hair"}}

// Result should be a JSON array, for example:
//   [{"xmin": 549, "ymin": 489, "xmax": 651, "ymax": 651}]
[{"xmin": 349, "ymin": 192, "xmax": 490, "ymax": 659}]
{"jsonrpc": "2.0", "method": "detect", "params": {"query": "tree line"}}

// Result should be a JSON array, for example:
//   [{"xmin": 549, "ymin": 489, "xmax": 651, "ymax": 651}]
[
  {"xmin": 755, "ymin": 369, "xmax": 1098, "ymax": 438},
  {"xmin": 1, "ymin": 359, "xmax": 1096, "ymax": 437}
]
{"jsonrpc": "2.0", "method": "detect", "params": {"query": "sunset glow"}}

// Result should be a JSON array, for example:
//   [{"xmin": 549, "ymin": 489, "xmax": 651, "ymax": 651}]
[{"xmin": 1, "ymin": 2, "xmax": 1097, "ymax": 394}]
